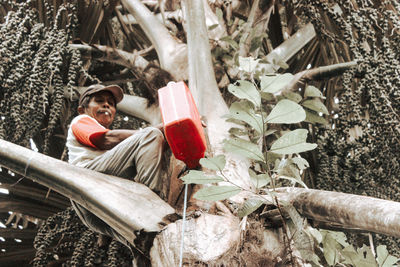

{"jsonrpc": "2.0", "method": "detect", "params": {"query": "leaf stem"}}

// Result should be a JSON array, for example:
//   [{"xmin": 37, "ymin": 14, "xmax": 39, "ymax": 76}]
[{"xmin": 275, "ymin": 195, "xmax": 295, "ymax": 267}]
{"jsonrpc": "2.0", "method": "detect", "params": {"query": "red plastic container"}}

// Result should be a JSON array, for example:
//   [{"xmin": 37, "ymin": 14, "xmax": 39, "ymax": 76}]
[{"xmin": 158, "ymin": 81, "xmax": 207, "ymax": 168}]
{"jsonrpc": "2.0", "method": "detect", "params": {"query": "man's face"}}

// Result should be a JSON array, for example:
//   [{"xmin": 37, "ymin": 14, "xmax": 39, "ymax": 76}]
[{"xmin": 82, "ymin": 91, "xmax": 116, "ymax": 128}]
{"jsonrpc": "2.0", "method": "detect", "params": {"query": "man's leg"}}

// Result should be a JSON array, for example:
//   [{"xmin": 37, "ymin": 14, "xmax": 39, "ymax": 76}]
[
  {"xmin": 85, "ymin": 127, "xmax": 165, "ymax": 192},
  {"xmin": 71, "ymin": 127, "xmax": 165, "ymax": 245}
]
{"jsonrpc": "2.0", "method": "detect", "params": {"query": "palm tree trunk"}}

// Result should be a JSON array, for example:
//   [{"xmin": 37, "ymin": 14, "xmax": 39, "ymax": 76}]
[{"xmin": 0, "ymin": 139, "xmax": 175, "ymax": 246}]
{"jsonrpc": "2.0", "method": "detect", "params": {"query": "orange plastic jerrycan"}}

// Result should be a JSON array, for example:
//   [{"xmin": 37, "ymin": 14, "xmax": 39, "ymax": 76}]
[{"xmin": 158, "ymin": 81, "xmax": 207, "ymax": 168}]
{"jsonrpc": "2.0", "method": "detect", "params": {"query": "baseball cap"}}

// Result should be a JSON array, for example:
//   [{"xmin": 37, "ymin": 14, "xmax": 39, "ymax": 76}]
[{"xmin": 79, "ymin": 84, "xmax": 124, "ymax": 106}]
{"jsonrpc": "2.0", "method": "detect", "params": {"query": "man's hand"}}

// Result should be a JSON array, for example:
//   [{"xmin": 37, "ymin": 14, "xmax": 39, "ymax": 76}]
[
  {"xmin": 200, "ymin": 116, "xmax": 207, "ymax": 128},
  {"xmin": 154, "ymin": 123, "xmax": 164, "ymax": 134}
]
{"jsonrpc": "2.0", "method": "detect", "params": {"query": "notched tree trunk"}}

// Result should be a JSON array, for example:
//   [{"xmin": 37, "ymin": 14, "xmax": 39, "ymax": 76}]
[{"xmin": 150, "ymin": 213, "xmax": 240, "ymax": 266}]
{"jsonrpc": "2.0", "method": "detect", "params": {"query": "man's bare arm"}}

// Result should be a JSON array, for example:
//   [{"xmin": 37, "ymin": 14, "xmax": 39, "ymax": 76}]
[
  {"xmin": 92, "ymin": 125, "xmax": 164, "ymax": 150},
  {"xmin": 92, "ymin": 129, "xmax": 138, "ymax": 150}
]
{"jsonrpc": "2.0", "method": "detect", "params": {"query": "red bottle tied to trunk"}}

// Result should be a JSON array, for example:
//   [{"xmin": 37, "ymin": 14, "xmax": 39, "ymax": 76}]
[{"xmin": 158, "ymin": 81, "xmax": 207, "ymax": 168}]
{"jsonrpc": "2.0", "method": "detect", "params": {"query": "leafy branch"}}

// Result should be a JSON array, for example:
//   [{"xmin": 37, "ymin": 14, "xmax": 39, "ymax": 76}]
[{"xmin": 179, "ymin": 56, "xmax": 399, "ymax": 266}]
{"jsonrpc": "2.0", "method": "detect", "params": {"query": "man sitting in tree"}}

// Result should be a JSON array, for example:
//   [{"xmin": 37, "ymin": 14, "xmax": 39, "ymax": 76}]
[{"xmin": 66, "ymin": 84, "xmax": 165, "ymax": 245}]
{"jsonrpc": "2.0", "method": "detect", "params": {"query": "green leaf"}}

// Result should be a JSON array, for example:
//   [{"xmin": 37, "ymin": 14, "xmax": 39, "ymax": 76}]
[
  {"xmin": 283, "ymin": 92, "xmax": 302, "ymax": 103},
  {"xmin": 224, "ymin": 117, "xmax": 246, "ymax": 126},
  {"xmin": 302, "ymin": 99, "xmax": 329, "ymax": 115},
  {"xmin": 200, "ymin": 155, "xmax": 226, "ymax": 171},
  {"xmin": 229, "ymin": 127, "xmax": 248, "ymax": 136},
  {"xmin": 322, "ymin": 231, "xmax": 343, "ymax": 266},
  {"xmin": 342, "ymin": 245, "xmax": 377, "ymax": 267},
  {"xmin": 248, "ymin": 33, "xmax": 266, "ymax": 53},
  {"xmin": 222, "ymin": 54, "xmax": 233, "ymax": 61},
  {"xmin": 278, "ymin": 175, "xmax": 308, "ymax": 188},
  {"xmin": 249, "ymin": 36, "xmax": 263, "ymax": 53},
  {"xmin": 377, "ymin": 245, "xmax": 399, "ymax": 267},
  {"xmin": 357, "ymin": 245, "xmax": 378, "ymax": 267},
  {"xmin": 276, "ymin": 158, "xmax": 301, "ymax": 178},
  {"xmin": 305, "ymin": 109, "xmax": 328, "ymax": 125},
  {"xmin": 216, "ymin": 8, "xmax": 223, "ymax": 21},
  {"xmin": 279, "ymin": 162, "xmax": 301, "ymax": 180},
  {"xmin": 327, "ymin": 231, "xmax": 349, "ymax": 247},
  {"xmin": 249, "ymin": 169, "xmax": 271, "ymax": 188},
  {"xmin": 234, "ymin": 52, "xmax": 240, "ymax": 66},
  {"xmin": 223, "ymin": 138, "xmax": 264, "ymax": 161},
  {"xmin": 260, "ymin": 91, "xmax": 274, "ymax": 101},
  {"xmin": 266, "ymin": 99, "xmax": 306, "ymax": 124},
  {"xmin": 181, "ymin": 170, "xmax": 224, "ymax": 184},
  {"xmin": 229, "ymin": 101, "xmax": 263, "ymax": 133},
  {"xmin": 194, "ymin": 185, "xmax": 241, "ymax": 201},
  {"xmin": 342, "ymin": 245, "xmax": 361, "ymax": 266},
  {"xmin": 285, "ymin": 205, "xmax": 304, "ymax": 233},
  {"xmin": 270, "ymin": 129, "xmax": 317, "ymax": 154},
  {"xmin": 238, "ymin": 198, "xmax": 264, "ymax": 217},
  {"xmin": 212, "ymin": 47, "xmax": 225, "ymax": 58},
  {"xmin": 238, "ymin": 56, "xmax": 260, "ymax": 73},
  {"xmin": 275, "ymin": 60, "xmax": 289, "ymax": 69},
  {"xmin": 220, "ymin": 36, "xmax": 239, "ymax": 50},
  {"xmin": 228, "ymin": 80, "xmax": 261, "ymax": 107},
  {"xmin": 267, "ymin": 152, "xmax": 281, "ymax": 164},
  {"xmin": 291, "ymin": 157, "xmax": 310, "ymax": 170},
  {"xmin": 308, "ymin": 227, "xmax": 323, "ymax": 244},
  {"xmin": 304, "ymin": 85, "xmax": 325, "ymax": 99},
  {"xmin": 260, "ymin": 73, "xmax": 294, "ymax": 94},
  {"xmin": 265, "ymin": 129, "xmax": 277, "ymax": 136},
  {"xmin": 208, "ymin": 24, "xmax": 219, "ymax": 30},
  {"xmin": 220, "ymin": 36, "xmax": 232, "ymax": 42},
  {"xmin": 286, "ymin": 208, "xmax": 320, "ymax": 264},
  {"xmin": 273, "ymin": 158, "xmax": 282, "ymax": 172}
]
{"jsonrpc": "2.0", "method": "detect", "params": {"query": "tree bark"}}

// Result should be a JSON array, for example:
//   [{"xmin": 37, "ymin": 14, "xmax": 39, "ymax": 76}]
[
  {"xmin": 261, "ymin": 22, "xmax": 316, "ymax": 73},
  {"xmin": 121, "ymin": 0, "xmax": 188, "ymax": 81},
  {"xmin": 150, "ymin": 213, "xmax": 240, "ymax": 266},
  {"xmin": 182, "ymin": 0, "xmax": 252, "ymax": 192},
  {"xmin": 275, "ymin": 187, "xmax": 400, "ymax": 238},
  {"xmin": 69, "ymin": 43, "xmax": 150, "ymax": 70},
  {"xmin": 283, "ymin": 61, "xmax": 358, "ymax": 94},
  {"xmin": 116, "ymin": 94, "xmax": 161, "ymax": 125}
]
